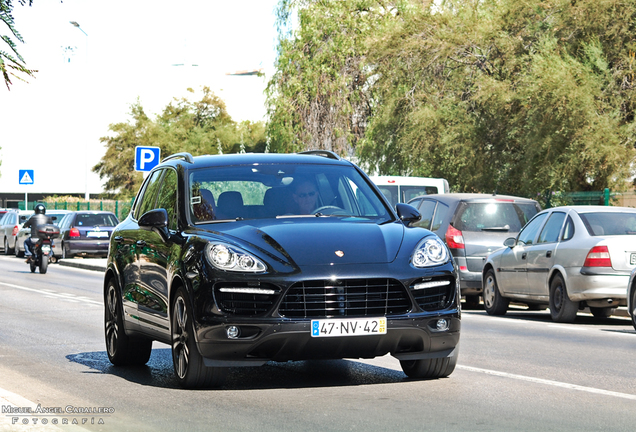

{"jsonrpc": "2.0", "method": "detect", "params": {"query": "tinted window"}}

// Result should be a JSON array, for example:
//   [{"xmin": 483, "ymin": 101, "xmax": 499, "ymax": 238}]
[
  {"xmin": 76, "ymin": 213, "xmax": 118, "ymax": 227},
  {"xmin": 579, "ymin": 212, "xmax": 636, "ymax": 236},
  {"xmin": 136, "ymin": 170, "xmax": 164, "ymax": 219},
  {"xmin": 415, "ymin": 200, "xmax": 437, "ymax": 230},
  {"xmin": 156, "ymin": 169, "xmax": 178, "ymax": 231},
  {"xmin": 401, "ymin": 186, "xmax": 439, "ymax": 203},
  {"xmin": 538, "ymin": 212, "xmax": 566, "ymax": 244},
  {"xmin": 455, "ymin": 202, "xmax": 539, "ymax": 232},
  {"xmin": 377, "ymin": 185, "xmax": 398, "ymax": 208},
  {"xmin": 518, "ymin": 213, "xmax": 548, "ymax": 245},
  {"xmin": 432, "ymin": 201, "xmax": 449, "ymax": 231}
]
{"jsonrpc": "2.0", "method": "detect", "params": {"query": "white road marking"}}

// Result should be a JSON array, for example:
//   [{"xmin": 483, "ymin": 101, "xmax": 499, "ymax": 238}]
[
  {"xmin": 457, "ymin": 365, "xmax": 636, "ymax": 401},
  {"xmin": 0, "ymin": 282, "xmax": 101, "ymax": 306}
]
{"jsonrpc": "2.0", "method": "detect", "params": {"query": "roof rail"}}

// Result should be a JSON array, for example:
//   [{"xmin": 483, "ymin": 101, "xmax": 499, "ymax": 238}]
[
  {"xmin": 298, "ymin": 150, "xmax": 341, "ymax": 160},
  {"xmin": 162, "ymin": 152, "xmax": 194, "ymax": 164}
]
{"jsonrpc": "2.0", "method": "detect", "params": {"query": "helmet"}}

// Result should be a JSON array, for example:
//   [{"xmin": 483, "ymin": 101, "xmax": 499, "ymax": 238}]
[{"xmin": 34, "ymin": 204, "xmax": 46, "ymax": 215}]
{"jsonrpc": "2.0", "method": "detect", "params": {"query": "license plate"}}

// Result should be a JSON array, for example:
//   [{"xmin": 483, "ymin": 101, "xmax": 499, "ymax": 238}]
[
  {"xmin": 631, "ymin": 253, "xmax": 636, "ymax": 265},
  {"xmin": 87, "ymin": 231, "xmax": 108, "ymax": 238},
  {"xmin": 311, "ymin": 317, "xmax": 386, "ymax": 338}
]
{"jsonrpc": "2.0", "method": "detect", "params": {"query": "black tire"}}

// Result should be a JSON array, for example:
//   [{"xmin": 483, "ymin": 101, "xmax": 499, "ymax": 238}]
[
  {"xmin": 631, "ymin": 288, "xmax": 636, "ymax": 331},
  {"xmin": 3, "ymin": 238, "xmax": 10, "ymax": 255},
  {"xmin": 29, "ymin": 259, "xmax": 36, "ymax": 273},
  {"xmin": 62, "ymin": 242, "xmax": 72, "ymax": 259},
  {"xmin": 105, "ymin": 279, "xmax": 152, "ymax": 366},
  {"xmin": 171, "ymin": 288, "xmax": 224, "ymax": 388},
  {"xmin": 483, "ymin": 269, "xmax": 509, "ymax": 315},
  {"xmin": 400, "ymin": 346, "xmax": 459, "ymax": 379},
  {"xmin": 15, "ymin": 241, "xmax": 24, "ymax": 258},
  {"xmin": 39, "ymin": 256, "xmax": 48, "ymax": 274},
  {"xmin": 590, "ymin": 307, "xmax": 613, "ymax": 319},
  {"xmin": 549, "ymin": 274, "xmax": 578, "ymax": 323}
]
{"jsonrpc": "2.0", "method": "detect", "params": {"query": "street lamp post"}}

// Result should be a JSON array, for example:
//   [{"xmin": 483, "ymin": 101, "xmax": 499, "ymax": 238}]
[{"xmin": 69, "ymin": 21, "xmax": 90, "ymax": 201}]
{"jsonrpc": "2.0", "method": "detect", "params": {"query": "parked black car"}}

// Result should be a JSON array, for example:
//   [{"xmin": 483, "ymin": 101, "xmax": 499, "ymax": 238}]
[
  {"xmin": 407, "ymin": 193, "xmax": 541, "ymax": 308},
  {"xmin": 103, "ymin": 151, "xmax": 460, "ymax": 388},
  {"xmin": 56, "ymin": 211, "xmax": 119, "ymax": 258}
]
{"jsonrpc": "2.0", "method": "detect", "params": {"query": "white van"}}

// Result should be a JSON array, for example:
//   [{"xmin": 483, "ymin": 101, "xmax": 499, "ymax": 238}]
[{"xmin": 370, "ymin": 176, "xmax": 449, "ymax": 208}]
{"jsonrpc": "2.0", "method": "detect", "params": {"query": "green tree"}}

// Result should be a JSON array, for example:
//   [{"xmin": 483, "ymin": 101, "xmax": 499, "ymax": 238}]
[
  {"xmin": 94, "ymin": 87, "xmax": 267, "ymax": 197},
  {"xmin": 359, "ymin": 0, "xmax": 636, "ymax": 196},
  {"xmin": 1, "ymin": 0, "xmax": 35, "ymax": 90},
  {"xmin": 266, "ymin": 0, "xmax": 405, "ymax": 157}
]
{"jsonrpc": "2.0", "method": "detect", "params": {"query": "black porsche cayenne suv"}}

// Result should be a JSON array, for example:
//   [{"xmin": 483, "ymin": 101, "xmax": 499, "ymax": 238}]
[{"xmin": 103, "ymin": 151, "xmax": 460, "ymax": 388}]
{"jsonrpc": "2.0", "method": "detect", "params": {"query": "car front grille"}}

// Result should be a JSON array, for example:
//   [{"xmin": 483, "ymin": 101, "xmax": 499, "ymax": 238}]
[
  {"xmin": 215, "ymin": 283, "xmax": 280, "ymax": 316},
  {"xmin": 410, "ymin": 276, "xmax": 456, "ymax": 311},
  {"xmin": 278, "ymin": 278, "xmax": 411, "ymax": 318}
]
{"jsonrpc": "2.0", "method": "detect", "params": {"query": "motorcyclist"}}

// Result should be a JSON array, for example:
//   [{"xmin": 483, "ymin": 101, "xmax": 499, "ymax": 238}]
[{"xmin": 23, "ymin": 204, "xmax": 53, "ymax": 262}]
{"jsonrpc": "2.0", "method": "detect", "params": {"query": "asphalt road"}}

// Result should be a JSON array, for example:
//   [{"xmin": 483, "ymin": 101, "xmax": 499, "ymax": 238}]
[{"xmin": 0, "ymin": 255, "xmax": 635, "ymax": 432}]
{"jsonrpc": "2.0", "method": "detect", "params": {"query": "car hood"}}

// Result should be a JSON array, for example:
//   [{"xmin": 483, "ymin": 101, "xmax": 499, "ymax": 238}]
[{"xmin": 211, "ymin": 218, "xmax": 405, "ymax": 266}]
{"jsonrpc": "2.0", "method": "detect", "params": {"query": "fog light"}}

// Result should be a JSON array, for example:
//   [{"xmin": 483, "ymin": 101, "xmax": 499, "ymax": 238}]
[
  {"xmin": 436, "ymin": 319, "xmax": 449, "ymax": 331},
  {"xmin": 226, "ymin": 326, "xmax": 240, "ymax": 339}
]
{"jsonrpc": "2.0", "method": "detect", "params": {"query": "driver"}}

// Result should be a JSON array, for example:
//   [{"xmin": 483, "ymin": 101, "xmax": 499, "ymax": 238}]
[
  {"xmin": 292, "ymin": 178, "xmax": 318, "ymax": 214},
  {"xmin": 23, "ymin": 203, "xmax": 53, "ymax": 262}
]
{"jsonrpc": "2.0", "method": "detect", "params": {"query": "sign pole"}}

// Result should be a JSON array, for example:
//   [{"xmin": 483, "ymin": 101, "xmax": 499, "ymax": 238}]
[{"xmin": 25, "ymin": 192, "xmax": 27, "ymax": 210}]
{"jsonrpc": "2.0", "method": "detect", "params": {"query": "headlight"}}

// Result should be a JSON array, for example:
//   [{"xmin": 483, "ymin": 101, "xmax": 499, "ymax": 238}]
[
  {"xmin": 205, "ymin": 243, "xmax": 266, "ymax": 273},
  {"xmin": 411, "ymin": 236, "xmax": 449, "ymax": 268}
]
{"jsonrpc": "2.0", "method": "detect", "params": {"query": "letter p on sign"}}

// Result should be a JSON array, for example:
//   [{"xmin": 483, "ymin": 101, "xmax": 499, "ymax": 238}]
[{"xmin": 135, "ymin": 146, "xmax": 161, "ymax": 172}]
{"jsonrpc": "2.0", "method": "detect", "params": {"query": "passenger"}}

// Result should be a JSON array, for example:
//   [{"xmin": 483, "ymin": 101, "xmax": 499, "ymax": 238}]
[{"xmin": 292, "ymin": 178, "xmax": 318, "ymax": 214}]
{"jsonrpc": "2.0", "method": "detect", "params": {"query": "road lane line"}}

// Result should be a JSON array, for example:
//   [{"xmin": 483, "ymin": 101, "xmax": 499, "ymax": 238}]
[
  {"xmin": 0, "ymin": 282, "xmax": 101, "ymax": 306},
  {"xmin": 457, "ymin": 365, "xmax": 636, "ymax": 401}
]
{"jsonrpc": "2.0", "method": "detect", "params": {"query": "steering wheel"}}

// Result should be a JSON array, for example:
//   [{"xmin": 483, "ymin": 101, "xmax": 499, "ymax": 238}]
[{"xmin": 313, "ymin": 206, "xmax": 346, "ymax": 215}]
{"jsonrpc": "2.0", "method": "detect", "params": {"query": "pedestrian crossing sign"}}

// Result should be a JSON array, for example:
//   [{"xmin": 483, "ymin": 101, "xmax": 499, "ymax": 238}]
[{"xmin": 19, "ymin": 170, "xmax": 34, "ymax": 185}]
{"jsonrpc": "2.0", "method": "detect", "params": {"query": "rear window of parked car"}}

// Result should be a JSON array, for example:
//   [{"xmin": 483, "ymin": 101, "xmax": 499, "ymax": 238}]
[
  {"xmin": 454, "ymin": 202, "xmax": 538, "ymax": 232},
  {"xmin": 76, "ymin": 214, "xmax": 118, "ymax": 227},
  {"xmin": 579, "ymin": 212, "xmax": 636, "ymax": 236}
]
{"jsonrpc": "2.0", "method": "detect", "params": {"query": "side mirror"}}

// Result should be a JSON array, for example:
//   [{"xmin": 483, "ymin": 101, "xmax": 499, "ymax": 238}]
[
  {"xmin": 503, "ymin": 237, "xmax": 516, "ymax": 248},
  {"xmin": 396, "ymin": 203, "xmax": 421, "ymax": 226},
  {"xmin": 139, "ymin": 208, "xmax": 170, "ymax": 240}
]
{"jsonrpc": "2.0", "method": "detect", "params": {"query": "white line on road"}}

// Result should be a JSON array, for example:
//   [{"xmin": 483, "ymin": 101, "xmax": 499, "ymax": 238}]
[
  {"xmin": 0, "ymin": 282, "xmax": 101, "ymax": 306},
  {"xmin": 457, "ymin": 365, "xmax": 636, "ymax": 401}
]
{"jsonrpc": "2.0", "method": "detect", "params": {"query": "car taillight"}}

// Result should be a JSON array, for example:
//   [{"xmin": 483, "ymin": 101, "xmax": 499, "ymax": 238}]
[
  {"xmin": 12, "ymin": 225, "xmax": 18, "ymax": 236},
  {"xmin": 70, "ymin": 228, "xmax": 81, "ymax": 238},
  {"xmin": 583, "ymin": 246, "xmax": 612, "ymax": 267},
  {"xmin": 445, "ymin": 225, "xmax": 465, "ymax": 249}
]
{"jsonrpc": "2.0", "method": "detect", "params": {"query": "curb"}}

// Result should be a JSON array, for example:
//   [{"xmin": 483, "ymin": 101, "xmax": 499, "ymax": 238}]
[{"xmin": 57, "ymin": 259, "xmax": 106, "ymax": 273}]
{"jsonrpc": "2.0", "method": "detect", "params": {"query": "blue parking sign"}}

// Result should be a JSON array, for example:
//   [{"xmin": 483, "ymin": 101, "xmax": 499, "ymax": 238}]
[{"xmin": 135, "ymin": 146, "xmax": 161, "ymax": 172}]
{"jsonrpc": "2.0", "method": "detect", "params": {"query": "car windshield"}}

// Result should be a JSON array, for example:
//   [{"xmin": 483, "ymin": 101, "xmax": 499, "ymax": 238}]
[
  {"xmin": 189, "ymin": 163, "xmax": 392, "ymax": 223},
  {"xmin": 579, "ymin": 212, "xmax": 636, "ymax": 236},
  {"xmin": 76, "ymin": 213, "xmax": 118, "ymax": 227},
  {"xmin": 455, "ymin": 202, "xmax": 538, "ymax": 232}
]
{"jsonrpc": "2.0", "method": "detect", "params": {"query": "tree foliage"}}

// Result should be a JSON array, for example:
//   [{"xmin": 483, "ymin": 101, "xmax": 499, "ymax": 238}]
[
  {"xmin": 266, "ymin": 0, "xmax": 405, "ymax": 157},
  {"xmin": 1, "ymin": 0, "xmax": 35, "ymax": 90},
  {"xmin": 360, "ymin": 0, "xmax": 636, "ymax": 195},
  {"xmin": 94, "ymin": 87, "xmax": 267, "ymax": 197}
]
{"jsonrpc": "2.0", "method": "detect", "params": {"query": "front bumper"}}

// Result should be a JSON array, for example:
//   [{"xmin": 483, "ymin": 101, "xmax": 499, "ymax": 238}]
[{"xmin": 196, "ymin": 312, "xmax": 460, "ymax": 367}]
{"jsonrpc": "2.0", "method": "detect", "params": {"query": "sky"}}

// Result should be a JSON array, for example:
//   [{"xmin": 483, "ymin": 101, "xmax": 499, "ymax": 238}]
[{"xmin": 0, "ymin": 0, "xmax": 280, "ymax": 197}]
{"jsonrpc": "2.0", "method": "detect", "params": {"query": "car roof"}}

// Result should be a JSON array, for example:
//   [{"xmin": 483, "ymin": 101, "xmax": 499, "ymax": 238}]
[
  {"xmin": 542, "ymin": 205, "xmax": 636, "ymax": 213},
  {"xmin": 410, "ymin": 193, "xmax": 539, "ymax": 204},
  {"xmin": 156, "ymin": 152, "xmax": 353, "ymax": 171}
]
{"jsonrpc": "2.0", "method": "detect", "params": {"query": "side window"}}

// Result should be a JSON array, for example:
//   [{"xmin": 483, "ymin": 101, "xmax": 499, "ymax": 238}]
[
  {"xmin": 561, "ymin": 215, "xmax": 575, "ymax": 241},
  {"xmin": 537, "ymin": 212, "xmax": 566, "ymax": 244},
  {"xmin": 431, "ymin": 202, "xmax": 449, "ymax": 231},
  {"xmin": 415, "ymin": 200, "xmax": 437, "ymax": 230},
  {"xmin": 517, "ymin": 213, "xmax": 548, "ymax": 246},
  {"xmin": 135, "ymin": 170, "xmax": 164, "ymax": 220},
  {"xmin": 156, "ymin": 169, "xmax": 178, "ymax": 231}
]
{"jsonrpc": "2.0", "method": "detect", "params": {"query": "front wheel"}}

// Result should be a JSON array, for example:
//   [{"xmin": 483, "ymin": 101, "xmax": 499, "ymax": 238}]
[
  {"xmin": 483, "ymin": 269, "xmax": 509, "ymax": 315},
  {"xmin": 549, "ymin": 275, "xmax": 578, "ymax": 323},
  {"xmin": 400, "ymin": 347, "xmax": 459, "ymax": 379},
  {"xmin": 631, "ymin": 288, "xmax": 636, "ymax": 331},
  {"xmin": 3, "ymin": 238, "xmax": 9, "ymax": 255},
  {"xmin": 104, "ymin": 279, "xmax": 152, "ymax": 365},
  {"xmin": 171, "ymin": 288, "xmax": 224, "ymax": 388}
]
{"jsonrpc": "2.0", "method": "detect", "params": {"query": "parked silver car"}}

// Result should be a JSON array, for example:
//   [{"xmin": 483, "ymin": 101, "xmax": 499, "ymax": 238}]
[
  {"xmin": 0, "ymin": 210, "xmax": 31, "ymax": 255},
  {"xmin": 15, "ymin": 210, "xmax": 71, "ymax": 259},
  {"xmin": 483, "ymin": 206, "xmax": 636, "ymax": 322},
  {"xmin": 627, "ymin": 267, "xmax": 636, "ymax": 330}
]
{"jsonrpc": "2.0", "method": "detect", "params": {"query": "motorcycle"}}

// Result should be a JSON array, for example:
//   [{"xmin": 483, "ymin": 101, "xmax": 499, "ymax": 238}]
[{"xmin": 28, "ymin": 224, "xmax": 60, "ymax": 274}]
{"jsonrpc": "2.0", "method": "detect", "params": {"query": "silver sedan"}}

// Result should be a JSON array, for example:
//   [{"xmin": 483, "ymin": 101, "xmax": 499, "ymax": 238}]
[{"xmin": 482, "ymin": 206, "xmax": 636, "ymax": 323}]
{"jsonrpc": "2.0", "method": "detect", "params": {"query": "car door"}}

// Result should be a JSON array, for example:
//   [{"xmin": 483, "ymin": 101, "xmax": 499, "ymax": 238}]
[
  {"xmin": 497, "ymin": 213, "xmax": 549, "ymax": 294},
  {"xmin": 136, "ymin": 168, "xmax": 179, "ymax": 339},
  {"xmin": 525, "ymin": 211, "xmax": 567, "ymax": 297}
]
